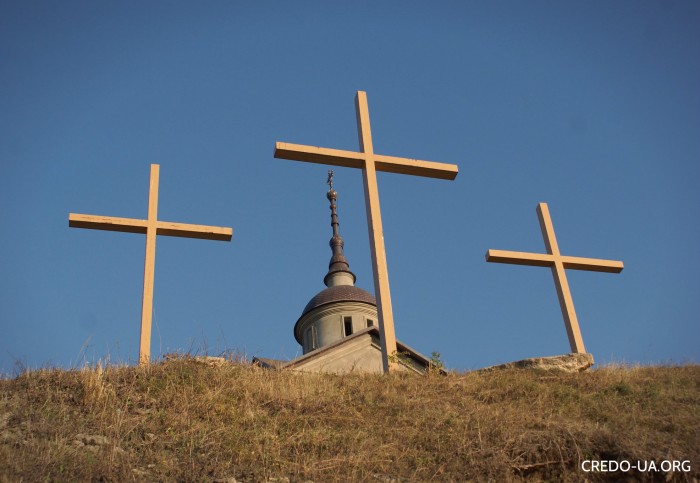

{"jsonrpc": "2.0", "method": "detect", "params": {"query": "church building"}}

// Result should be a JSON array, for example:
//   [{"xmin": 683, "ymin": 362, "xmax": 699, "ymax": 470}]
[{"xmin": 254, "ymin": 173, "xmax": 432, "ymax": 374}]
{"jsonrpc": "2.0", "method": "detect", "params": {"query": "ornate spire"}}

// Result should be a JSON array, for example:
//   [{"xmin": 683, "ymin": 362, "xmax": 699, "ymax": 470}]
[{"xmin": 323, "ymin": 170, "xmax": 356, "ymax": 287}]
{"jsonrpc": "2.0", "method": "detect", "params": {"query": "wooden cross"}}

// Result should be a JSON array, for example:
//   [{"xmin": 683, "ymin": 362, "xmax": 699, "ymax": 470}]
[
  {"xmin": 275, "ymin": 91, "xmax": 458, "ymax": 372},
  {"xmin": 486, "ymin": 202, "xmax": 623, "ymax": 354},
  {"xmin": 69, "ymin": 164, "xmax": 232, "ymax": 365}
]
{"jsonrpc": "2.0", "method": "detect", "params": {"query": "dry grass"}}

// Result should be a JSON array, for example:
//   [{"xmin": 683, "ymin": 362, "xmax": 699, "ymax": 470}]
[{"xmin": 1, "ymin": 358, "xmax": 698, "ymax": 482}]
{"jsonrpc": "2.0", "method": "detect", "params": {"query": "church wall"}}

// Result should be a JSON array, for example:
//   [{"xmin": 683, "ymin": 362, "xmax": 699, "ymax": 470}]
[
  {"xmin": 291, "ymin": 333, "xmax": 384, "ymax": 373},
  {"xmin": 289, "ymin": 332, "xmax": 426, "ymax": 374}
]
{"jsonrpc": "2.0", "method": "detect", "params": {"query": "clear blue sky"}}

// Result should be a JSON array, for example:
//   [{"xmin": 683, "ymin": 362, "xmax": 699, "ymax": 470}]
[{"xmin": 1, "ymin": 1, "xmax": 698, "ymax": 374}]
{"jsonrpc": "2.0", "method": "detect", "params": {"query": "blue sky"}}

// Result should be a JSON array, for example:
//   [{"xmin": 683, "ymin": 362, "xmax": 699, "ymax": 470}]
[{"xmin": 1, "ymin": 1, "xmax": 698, "ymax": 374}]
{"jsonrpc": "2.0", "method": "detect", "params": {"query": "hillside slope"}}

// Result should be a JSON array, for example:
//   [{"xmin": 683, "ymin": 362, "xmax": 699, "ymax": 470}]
[{"xmin": 1, "ymin": 359, "xmax": 698, "ymax": 481}]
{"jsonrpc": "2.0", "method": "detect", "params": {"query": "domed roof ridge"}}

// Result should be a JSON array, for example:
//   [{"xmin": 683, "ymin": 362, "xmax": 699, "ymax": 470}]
[{"xmin": 300, "ymin": 284, "xmax": 376, "ymax": 317}]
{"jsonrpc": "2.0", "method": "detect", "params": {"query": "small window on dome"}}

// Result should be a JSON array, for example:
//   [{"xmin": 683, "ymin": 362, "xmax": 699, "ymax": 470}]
[
  {"xmin": 305, "ymin": 326, "xmax": 317, "ymax": 350},
  {"xmin": 344, "ymin": 316, "xmax": 353, "ymax": 336},
  {"xmin": 366, "ymin": 319, "xmax": 374, "ymax": 327}
]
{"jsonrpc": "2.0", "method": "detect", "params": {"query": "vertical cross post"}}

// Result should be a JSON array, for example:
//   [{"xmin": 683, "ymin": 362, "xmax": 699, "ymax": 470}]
[
  {"xmin": 356, "ymin": 92, "xmax": 398, "ymax": 372},
  {"xmin": 275, "ymin": 91, "xmax": 458, "ymax": 372},
  {"xmin": 537, "ymin": 203, "xmax": 585, "ymax": 352},
  {"xmin": 140, "ymin": 165, "xmax": 160, "ymax": 365}
]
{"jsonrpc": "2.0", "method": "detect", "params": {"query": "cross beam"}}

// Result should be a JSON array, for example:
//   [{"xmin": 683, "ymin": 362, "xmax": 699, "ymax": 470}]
[
  {"xmin": 486, "ymin": 202, "xmax": 623, "ymax": 354},
  {"xmin": 275, "ymin": 91, "xmax": 458, "ymax": 372},
  {"xmin": 69, "ymin": 164, "xmax": 232, "ymax": 365},
  {"xmin": 275, "ymin": 143, "xmax": 458, "ymax": 180}
]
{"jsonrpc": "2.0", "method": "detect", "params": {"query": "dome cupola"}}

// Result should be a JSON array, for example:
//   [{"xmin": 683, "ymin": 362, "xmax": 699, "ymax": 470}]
[{"xmin": 294, "ymin": 171, "xmax": 378, "ymax": 353}]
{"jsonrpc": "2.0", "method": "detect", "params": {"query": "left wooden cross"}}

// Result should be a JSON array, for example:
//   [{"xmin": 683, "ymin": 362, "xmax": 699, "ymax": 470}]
[{"xmin": 69, "ymin": 164, "xmax": 233, "ymax": 365}]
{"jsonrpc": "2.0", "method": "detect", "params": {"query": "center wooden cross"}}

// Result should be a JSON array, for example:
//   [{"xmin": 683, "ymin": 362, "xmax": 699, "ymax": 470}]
[
  {"xmin": 486, "ymin": 202, "xmax": 623, "ymax": 354},
  {"xmin": 275, "ymin": 91, "xmax": 458, "ymax": 372},
  {"xmin": 69, "ymin": 164, "xmax": 232, "ymax": 365}
]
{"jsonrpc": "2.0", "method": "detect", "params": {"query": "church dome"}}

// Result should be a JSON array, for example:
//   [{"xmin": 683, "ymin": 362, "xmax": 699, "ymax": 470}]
[{"xmin": 300, "ymin": 285, "xmax": 376, "ymax": 318}]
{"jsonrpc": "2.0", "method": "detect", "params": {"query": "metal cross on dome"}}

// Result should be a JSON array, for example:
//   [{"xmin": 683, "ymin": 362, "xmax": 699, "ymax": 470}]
[{"xmin": 275, "ymin": 91, "xmax": 459, "ymax": 373}]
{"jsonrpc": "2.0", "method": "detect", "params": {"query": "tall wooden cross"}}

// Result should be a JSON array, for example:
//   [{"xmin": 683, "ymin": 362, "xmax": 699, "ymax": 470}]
[
  {"xmin": 69, "ymin": 164, "xmax": 232, "ymax": 365},
  {"xmin": 486, "ymin": 202, "xmax": 623, "ymax": 354},
  {"xmin": 275, "ymin": 91, "xmax": 459, "ymax": 372}
]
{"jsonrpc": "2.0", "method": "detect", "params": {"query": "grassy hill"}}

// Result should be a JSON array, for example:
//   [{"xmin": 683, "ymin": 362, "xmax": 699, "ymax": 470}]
[{"xmin": 1, "ymin": 357, "xmax": 698, "ymax": 482}]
